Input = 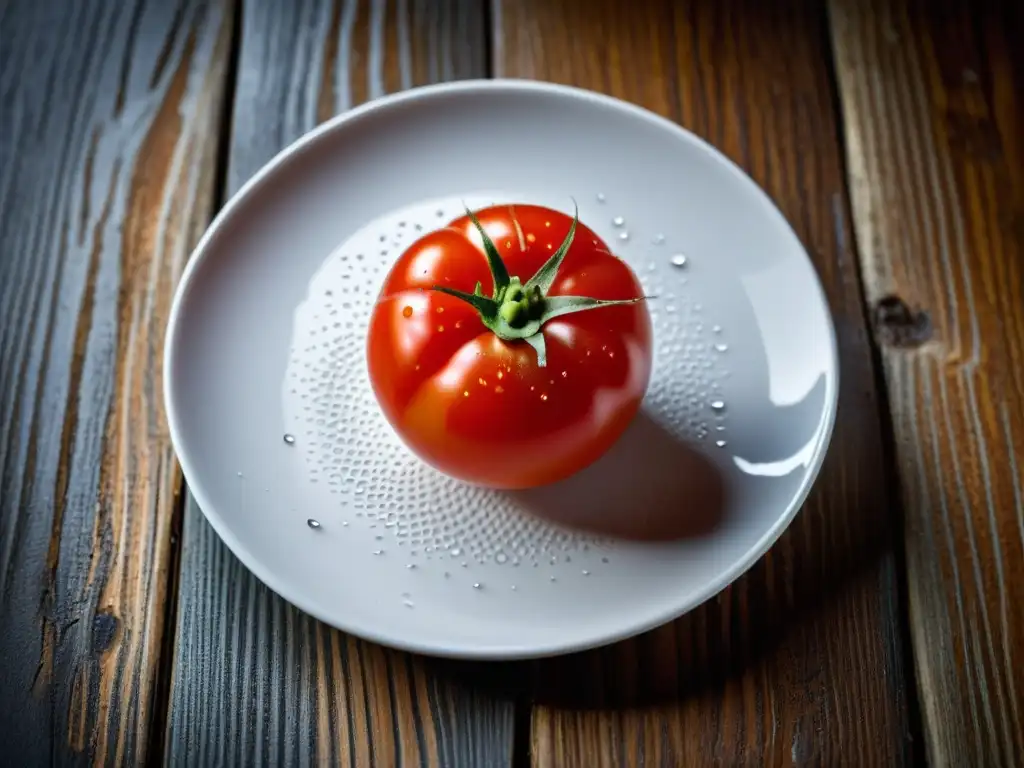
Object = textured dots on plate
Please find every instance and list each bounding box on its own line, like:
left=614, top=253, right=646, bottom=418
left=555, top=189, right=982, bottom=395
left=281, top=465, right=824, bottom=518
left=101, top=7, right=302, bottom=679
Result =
left=283, top=196, right=736, bottom=586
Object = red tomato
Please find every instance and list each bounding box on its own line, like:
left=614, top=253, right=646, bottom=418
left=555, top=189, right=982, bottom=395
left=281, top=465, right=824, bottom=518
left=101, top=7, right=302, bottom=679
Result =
left=367, top=203, right=652, bottom=489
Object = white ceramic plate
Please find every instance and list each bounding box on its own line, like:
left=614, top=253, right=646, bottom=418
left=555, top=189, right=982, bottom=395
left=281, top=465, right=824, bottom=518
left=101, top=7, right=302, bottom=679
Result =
left=165, top=80, right=838, bottom=660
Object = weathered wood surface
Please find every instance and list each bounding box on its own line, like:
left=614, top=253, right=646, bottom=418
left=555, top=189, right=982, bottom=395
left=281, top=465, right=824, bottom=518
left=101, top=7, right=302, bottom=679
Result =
left=0, top=0, right=234, bottom=764
left=829, top=0, right=1024, bottom=765
left=164, top=2, right=516, bottom=766
left=494, top=0, right=914, bottom=764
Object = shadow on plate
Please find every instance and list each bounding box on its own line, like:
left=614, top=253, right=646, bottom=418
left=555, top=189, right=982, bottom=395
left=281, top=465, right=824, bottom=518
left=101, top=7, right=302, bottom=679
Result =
left=511, top=410, right=727, bottom=541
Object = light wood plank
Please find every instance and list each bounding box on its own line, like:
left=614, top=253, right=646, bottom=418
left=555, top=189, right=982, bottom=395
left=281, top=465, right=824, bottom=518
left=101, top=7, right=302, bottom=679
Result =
left=0, top=0, right=234, bottom=763
left=493, top=0, right=914, bottom=764
left=829, top=0, right=1024, bottom=764
left=164, top=2, right=515, bottom=765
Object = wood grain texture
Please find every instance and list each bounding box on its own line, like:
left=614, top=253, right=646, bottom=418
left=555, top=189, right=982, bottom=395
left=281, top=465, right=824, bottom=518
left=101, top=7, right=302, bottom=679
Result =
left=829, top=0, right=1024, bottom=765
left=494, top=0, right=914, bottom=765
left=164, top=2, right=515, bottom=766
left=0, top=0, right=233, bottom=764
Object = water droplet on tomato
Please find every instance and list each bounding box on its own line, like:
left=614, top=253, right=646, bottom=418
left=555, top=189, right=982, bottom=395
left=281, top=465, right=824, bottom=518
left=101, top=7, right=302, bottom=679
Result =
left=496, top=370, right=504, bottom=379
left=283, top=434, right=296, bottom=445
left=527, top=233, right=536, bottom=243
left=307, top=518, right=321, bottom=529
left=612, top=216, right=625, bottom=227
left=670, top=253, right=687, bottom=267
left=437, top=325, right=444, bottom=332
left=462, top=390, right=469, bottom=397
left=494, top=385, right=504, bottom=394
left=402, top=306, right=413, bottom=318
left=478, top=377, right=487, bottom=386
left=540, top=393, right=548, bottom=401
left=436, top=306, right=444, bottom=313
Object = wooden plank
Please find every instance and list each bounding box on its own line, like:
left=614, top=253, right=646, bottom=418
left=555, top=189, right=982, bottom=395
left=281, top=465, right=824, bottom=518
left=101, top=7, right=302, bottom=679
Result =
left=0, top=0, right=234, bottom=764
left=828, top=0, right=1024, bottom=764
left=164, top=2, right=515, bottom=765
left=493, top=1, right=914, bottom=765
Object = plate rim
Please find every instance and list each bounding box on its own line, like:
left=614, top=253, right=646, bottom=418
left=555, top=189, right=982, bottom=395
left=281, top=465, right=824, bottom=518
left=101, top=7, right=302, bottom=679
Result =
left=163, top=78, right=841, bottom=660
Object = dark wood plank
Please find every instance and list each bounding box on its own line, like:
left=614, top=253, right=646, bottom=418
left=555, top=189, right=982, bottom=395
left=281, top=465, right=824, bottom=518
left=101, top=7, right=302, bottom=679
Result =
left=493, top=0, right=914, bottom=765
left=829, top=0, right=1024, bottom=764
left=164, top=2, right=515, bottom=765
left=0, top=0, right=234, bottom=764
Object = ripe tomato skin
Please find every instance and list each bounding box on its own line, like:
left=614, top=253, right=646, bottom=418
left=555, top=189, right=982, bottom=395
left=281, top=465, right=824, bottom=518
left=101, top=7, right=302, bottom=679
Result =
left=367, top=204, right=652, bottom=489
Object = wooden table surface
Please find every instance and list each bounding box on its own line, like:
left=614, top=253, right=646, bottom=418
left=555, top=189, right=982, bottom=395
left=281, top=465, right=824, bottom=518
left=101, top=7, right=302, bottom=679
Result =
left=1, top=0, right=1021, bottom=765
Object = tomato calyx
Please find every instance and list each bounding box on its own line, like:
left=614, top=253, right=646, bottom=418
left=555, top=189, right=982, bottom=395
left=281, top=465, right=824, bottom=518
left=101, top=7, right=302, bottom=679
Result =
left=430, top=204, right=650, bottom=367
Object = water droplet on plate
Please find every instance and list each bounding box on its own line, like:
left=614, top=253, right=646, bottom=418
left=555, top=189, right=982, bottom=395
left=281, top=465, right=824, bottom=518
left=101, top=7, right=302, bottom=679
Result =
left=472, top=582, right=483, bottom=590
left=618, top=231, right=630, bottom=241
left=596, top=193, right=606, bottom=203
left=307, top=518, right=321, bottom=529
left=652, top=233, right=666, bottom=245
left=714, top=343, right=728, bottom=352
left=716, top=439, right=728, bottom=448
left=612, top=216, right=625, bottom=227
left=670, top=254, right=687, bottom=268
left=283, top=433, right=296, bottom=445
left=710, top=400, right=726, bottom=412
left=373, top=549, right=385, bottom=556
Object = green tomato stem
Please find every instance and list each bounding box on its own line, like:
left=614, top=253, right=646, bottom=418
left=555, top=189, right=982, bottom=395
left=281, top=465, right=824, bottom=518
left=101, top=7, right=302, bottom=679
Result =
left=430, top=202, right=652, bottom=367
